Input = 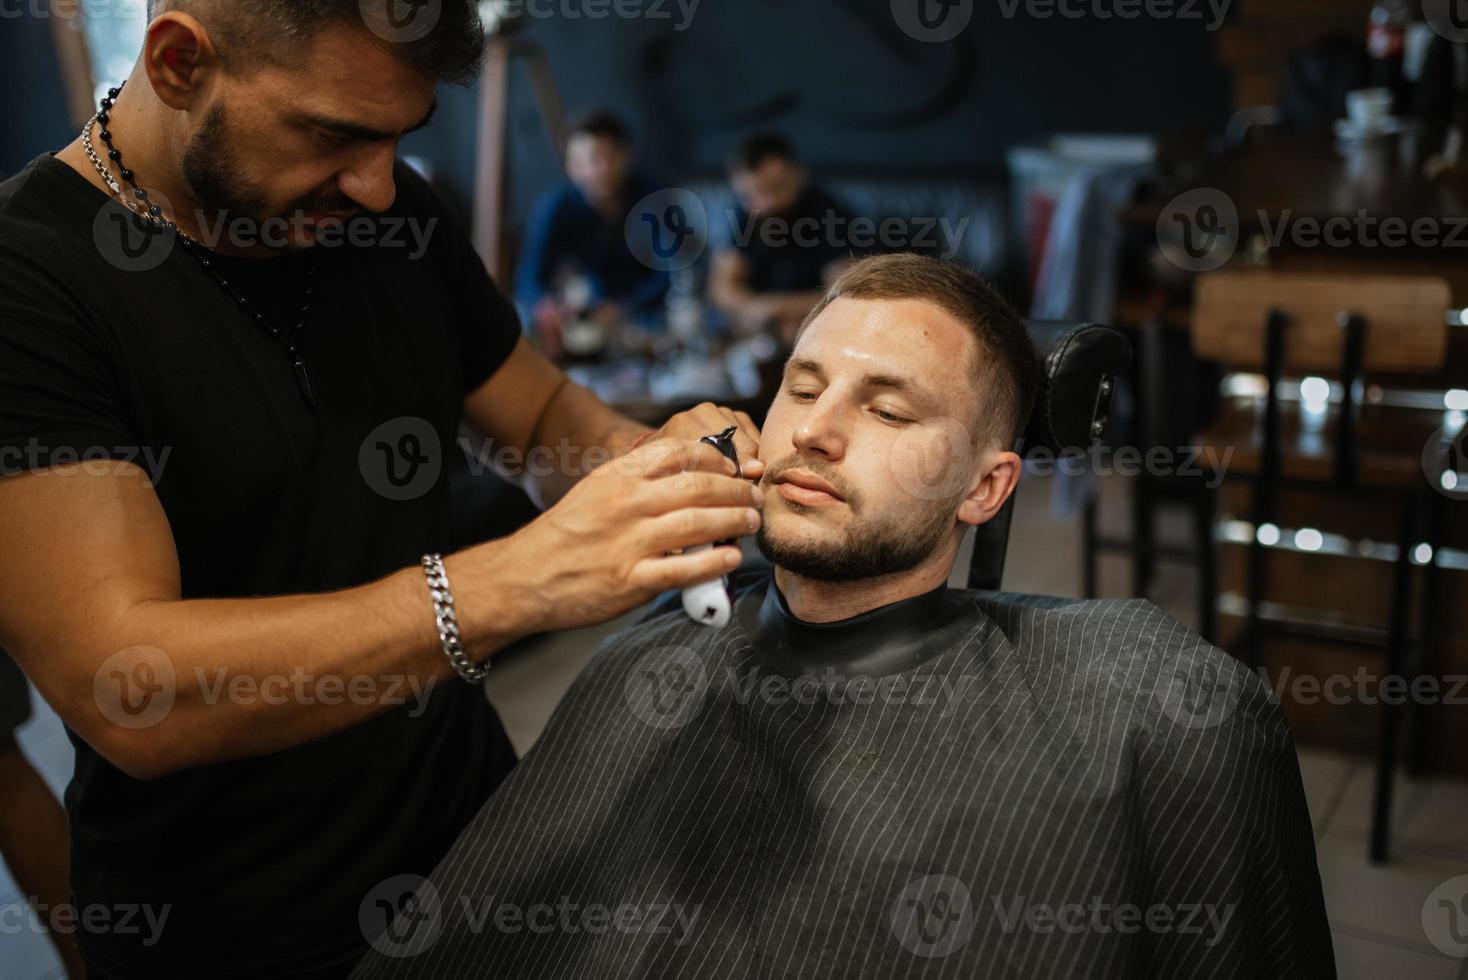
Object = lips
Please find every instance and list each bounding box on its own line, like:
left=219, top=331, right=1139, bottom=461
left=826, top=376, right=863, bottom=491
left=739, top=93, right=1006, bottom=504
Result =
left=774, top=470, right=845, bottom=505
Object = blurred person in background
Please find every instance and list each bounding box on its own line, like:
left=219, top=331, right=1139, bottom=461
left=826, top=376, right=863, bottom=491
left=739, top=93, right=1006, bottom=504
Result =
left=515, top=112, right=672, bottom=359
left=0, top=650, right=86, bottom=979
left=709, top=132, right=856, bottom=343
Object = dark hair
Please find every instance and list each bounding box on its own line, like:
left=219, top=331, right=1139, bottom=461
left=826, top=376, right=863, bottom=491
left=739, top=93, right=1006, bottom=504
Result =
left=567, top=111, right=632, bottom=146
left=147, top=0, right=486, bottom=84
left=729, top=131, right=798, bottom=174
left=798, top=253, right=1039, bottom=449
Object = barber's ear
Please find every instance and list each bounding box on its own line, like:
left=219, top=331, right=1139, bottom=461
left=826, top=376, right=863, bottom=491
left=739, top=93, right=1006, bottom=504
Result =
left=956, top=450, right=1022, bottom=528
left=143, top=13, right=218, bottom=110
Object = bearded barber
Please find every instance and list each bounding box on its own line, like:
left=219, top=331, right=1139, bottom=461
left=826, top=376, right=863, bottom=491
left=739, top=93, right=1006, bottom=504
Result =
left=0, top=2, right=764, bottom=977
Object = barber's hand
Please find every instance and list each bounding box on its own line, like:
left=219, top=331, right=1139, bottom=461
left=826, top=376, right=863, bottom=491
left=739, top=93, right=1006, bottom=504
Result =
left=638, top=402, right=766, bottom=482
left=499, top=438, right=763, bottom=633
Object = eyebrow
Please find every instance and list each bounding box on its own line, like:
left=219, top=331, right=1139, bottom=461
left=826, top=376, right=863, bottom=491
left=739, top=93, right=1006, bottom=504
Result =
left=785, top=357, right=929, bottom=402
left=297, top=97, right=438, bottom=142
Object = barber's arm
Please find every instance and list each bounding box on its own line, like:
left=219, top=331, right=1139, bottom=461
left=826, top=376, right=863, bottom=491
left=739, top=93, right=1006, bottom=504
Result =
left=462, top=335, right=764, bottom=508
left=0, top=425, right=759, bottom=782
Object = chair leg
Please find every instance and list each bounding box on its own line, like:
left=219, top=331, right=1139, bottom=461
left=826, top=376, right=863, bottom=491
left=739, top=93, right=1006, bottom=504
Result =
left=1371, top=494, right=1417, bottom=864
left=1194, top=485, right=1217, bottom=645
left=1082, top=496, right=1099, bottom=599
left=1132, top=476, right=1154, bottom=599
left=1407, top=491, right=1445, bottom=777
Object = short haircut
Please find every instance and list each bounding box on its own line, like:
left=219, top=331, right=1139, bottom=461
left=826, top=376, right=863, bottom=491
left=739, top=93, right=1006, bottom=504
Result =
left=567, top=111, right=632, bottom=146
left=797, top=252, right=1039, bottom=449
left=729, top=131, right=798, bottom=174
left=146, top=0, right=486, bottom=84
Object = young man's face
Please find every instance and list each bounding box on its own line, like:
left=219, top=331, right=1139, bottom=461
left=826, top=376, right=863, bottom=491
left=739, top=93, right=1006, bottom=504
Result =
left=177, top=25, right=437, bottom=247
left=565, top=133, right=631, bottom=210
left=731, top=157, right=806, bottom=219
left=756, top=296, right=1001, bottom=582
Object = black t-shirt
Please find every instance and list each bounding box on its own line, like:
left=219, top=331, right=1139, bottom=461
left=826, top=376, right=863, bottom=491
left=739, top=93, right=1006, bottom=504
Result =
left=715, top=184, right=855, bottom=293
left=0, top=155, right=522, bottom=978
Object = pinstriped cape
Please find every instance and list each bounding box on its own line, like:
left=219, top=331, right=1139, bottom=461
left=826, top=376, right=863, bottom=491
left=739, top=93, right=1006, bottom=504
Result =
left=353, top=574, right=1335, bottom=979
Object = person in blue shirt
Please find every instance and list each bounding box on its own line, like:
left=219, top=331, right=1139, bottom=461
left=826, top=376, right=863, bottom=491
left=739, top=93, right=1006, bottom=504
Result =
left=515, top=113, right=671, bottom=357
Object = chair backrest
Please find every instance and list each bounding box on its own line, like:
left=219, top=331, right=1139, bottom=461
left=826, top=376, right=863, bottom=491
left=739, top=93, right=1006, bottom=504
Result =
left=966, top=321, right=1133, bottom=591
left=1192, top=271, right=1450, bottom=374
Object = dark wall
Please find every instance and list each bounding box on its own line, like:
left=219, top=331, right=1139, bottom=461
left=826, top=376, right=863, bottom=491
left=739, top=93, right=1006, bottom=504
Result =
left=2, top=3, right=1231, bottom=225
left=499, top=1, right=1232, bottom=226
left=0, top=16, right=75, bottom=177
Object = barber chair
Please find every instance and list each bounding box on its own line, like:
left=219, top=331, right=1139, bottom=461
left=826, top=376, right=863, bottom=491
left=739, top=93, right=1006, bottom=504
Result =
left=966, top=321, right=1133, bottom=591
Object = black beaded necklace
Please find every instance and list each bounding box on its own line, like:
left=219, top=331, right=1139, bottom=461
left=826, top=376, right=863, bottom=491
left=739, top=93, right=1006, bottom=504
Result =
left=91, top=82, right=320, bottom=411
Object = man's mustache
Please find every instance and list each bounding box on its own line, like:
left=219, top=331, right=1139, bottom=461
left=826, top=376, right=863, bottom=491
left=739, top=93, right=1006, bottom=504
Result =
left=761, top=455, right=860, bottom=509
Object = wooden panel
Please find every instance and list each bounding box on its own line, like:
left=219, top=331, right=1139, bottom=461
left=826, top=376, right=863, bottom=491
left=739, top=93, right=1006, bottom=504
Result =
left=1192, top=271, right=1451, bottom=373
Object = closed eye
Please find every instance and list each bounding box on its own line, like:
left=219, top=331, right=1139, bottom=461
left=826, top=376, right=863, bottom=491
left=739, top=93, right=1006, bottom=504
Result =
left=872, top=408, right=912, bottom=425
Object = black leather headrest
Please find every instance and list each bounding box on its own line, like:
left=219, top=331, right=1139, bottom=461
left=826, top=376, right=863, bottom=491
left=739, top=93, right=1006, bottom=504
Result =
left=1021, top=321, right=1133, bottom=455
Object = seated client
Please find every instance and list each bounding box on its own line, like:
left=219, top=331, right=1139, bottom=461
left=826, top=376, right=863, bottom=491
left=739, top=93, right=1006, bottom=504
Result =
left=353, top=253, right=1334, bottom=979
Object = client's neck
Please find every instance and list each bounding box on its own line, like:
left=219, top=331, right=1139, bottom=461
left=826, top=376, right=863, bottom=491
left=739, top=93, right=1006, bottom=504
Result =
left=773, top=545, right=956, bottom=624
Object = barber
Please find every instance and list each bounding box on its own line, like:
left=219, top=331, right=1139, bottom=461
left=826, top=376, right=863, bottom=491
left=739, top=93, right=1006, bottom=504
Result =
left=0, top=2, right=762, bottom=977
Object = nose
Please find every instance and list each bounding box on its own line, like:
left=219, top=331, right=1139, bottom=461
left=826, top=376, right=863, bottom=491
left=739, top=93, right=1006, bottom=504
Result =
left=791, top=392, right=849, bottom=462
left=336, top=143, right=398, bottom=214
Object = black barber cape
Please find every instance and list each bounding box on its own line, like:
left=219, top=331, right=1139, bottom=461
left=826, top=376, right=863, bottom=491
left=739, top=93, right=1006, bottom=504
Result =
left=352, top=571, right=1336, bottom=979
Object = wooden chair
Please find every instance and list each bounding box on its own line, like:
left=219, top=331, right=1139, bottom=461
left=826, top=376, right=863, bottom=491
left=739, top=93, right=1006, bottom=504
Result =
left=1191, top=269, right=1453, bottom=863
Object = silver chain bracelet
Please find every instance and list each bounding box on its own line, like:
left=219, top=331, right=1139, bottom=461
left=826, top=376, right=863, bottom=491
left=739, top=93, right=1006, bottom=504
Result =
left=420, top=554, right=488, bottom=684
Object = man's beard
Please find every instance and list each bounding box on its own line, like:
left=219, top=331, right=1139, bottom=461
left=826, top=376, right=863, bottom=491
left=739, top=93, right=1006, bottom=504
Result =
left=755, top=457, right=957, bottom=582
left=181, top=105, right=271, bottom=224
left=181, top=105, right=357, bottom=245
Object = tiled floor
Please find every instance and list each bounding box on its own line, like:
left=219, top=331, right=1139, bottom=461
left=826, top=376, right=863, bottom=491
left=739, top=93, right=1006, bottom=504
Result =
left=3, top=474, right=1465, bottom=978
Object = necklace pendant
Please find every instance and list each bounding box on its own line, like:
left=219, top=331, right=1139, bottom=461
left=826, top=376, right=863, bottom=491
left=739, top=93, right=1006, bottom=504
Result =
left=292, top=356, right=318, bottom=411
